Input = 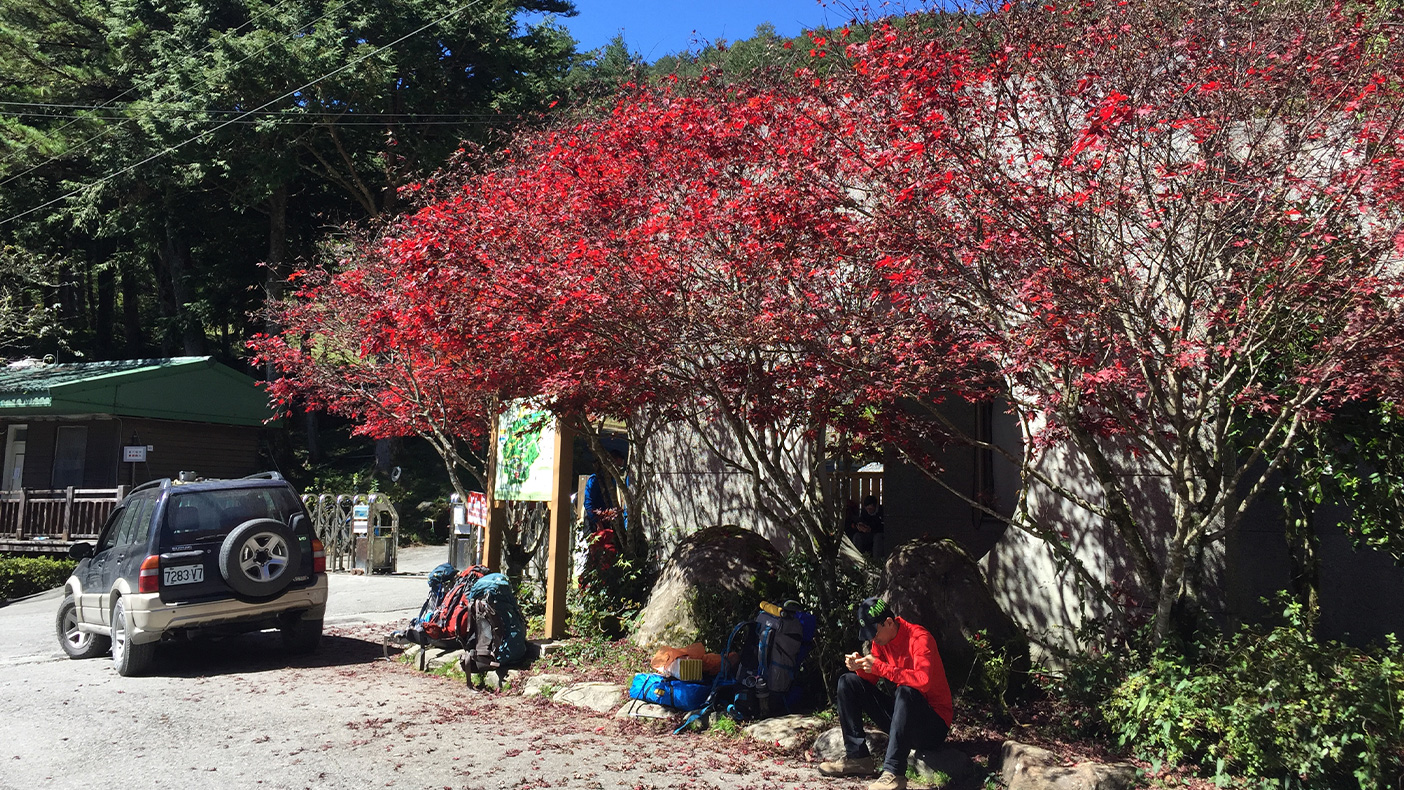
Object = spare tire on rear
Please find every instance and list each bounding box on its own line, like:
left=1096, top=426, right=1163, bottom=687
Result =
left=219, top=518, right=302, bottom=598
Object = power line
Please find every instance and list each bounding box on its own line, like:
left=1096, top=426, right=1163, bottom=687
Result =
left=0, top=0, right=489, bottom=228
left=0, top=110, right=522, bottom=126
left=0, top=0, right=358, bottom=190
left=0, top=102, right=523, bottom=119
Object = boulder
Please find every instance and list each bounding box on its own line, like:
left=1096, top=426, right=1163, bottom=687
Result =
left=1001, top=741, right=1140, bottom=790
left=741, top=715, right=828, bottom=749
left=911, top=746, right=976, bottom=787
left=813, top=727, right=974, bottom=787
left=811, top=726, right=888, bottom=762
left=879, top=537, right=1029, bottom=694
left=632, top=525, right=794, bottom=649
left=552, top=682, right=625, bottom=713
left=426, top=648, right=463, bottom=671
left=615, top=700, right=674, bottom=720
left=521, top=673, right=574, bottom=697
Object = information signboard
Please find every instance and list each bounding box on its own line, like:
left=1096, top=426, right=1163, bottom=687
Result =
left=494, top=400, right=556, bottom=502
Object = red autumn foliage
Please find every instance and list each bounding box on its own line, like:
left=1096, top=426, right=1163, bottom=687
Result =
left=256, top=0, right=1404, bottom=641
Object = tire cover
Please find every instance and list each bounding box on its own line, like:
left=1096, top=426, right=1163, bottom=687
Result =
left=219, top=518, right=302, bottom=598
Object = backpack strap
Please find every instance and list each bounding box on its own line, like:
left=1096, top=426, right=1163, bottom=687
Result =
left=673, top=620, right=753, bottom=735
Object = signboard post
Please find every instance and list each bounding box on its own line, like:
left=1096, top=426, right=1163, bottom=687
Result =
left=545, top=417, right=575, bottom=639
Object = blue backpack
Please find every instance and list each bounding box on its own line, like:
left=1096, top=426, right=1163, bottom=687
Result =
left=417, top=563, right=460, bottom=623
left=675, top=601, right=817, bottom=732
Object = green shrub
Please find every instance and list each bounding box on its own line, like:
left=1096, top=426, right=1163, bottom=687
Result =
left=786, top=548, right=878, bottom=705
left=1103, top=600, right=1404, bottom=789
left=0, top=555, right=76, bottom=600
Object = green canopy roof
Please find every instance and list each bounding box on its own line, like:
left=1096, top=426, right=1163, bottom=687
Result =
left=0, top=357, right=275, bottom=426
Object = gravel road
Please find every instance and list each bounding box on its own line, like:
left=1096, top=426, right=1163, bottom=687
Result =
left=0, top=565, right=864, bottom=790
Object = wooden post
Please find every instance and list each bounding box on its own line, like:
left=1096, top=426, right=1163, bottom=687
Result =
left=16, top=488, right=27, bottom=540
left=62, top=486, right=75, bottom=541
left=545, top=416, right=575, bottom=639
left=482, top=415, right=504, bottom=571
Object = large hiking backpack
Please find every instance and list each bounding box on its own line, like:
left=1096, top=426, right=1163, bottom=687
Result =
left=675, top=600, right=817, bottom=733
left=417, top=562, right=461, bottom=623
left=421, top=565, right=492, bottom=642
left=462, top=572, right=527, bottom=668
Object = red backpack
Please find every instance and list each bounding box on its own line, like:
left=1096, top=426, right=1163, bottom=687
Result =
left=422, top=565, right=491, bottom=641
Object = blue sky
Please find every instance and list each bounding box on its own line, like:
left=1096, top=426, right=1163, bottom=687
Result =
left=553, top=1, right=873, bottom=61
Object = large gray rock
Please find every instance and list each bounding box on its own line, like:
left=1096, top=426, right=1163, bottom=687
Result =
left=521, top=673, right=574, bottom=697
left=632, top=525, right=794, bottom=649
left=427, top=649, right=464, bottom=671
left=616, top=700, right=674, bottom=720
left=1002, top=741, right=1140, bottom=790
left=811, top=726, right=888, bottom=762
left=742, top=715, right=828, bottom=749
left=911, top=746, right=976, bottom=787
left=552, top=682, right=624, bottom=713
left=879, top=537, right=1029, bottom=694
left=813, top=727, right=974, bottom=787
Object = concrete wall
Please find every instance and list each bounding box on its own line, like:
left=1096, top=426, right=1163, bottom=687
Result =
left=637, top=418, right=796, bottom=560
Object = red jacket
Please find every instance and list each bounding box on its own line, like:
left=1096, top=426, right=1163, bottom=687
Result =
left=857, top=617, right=953, bottom=726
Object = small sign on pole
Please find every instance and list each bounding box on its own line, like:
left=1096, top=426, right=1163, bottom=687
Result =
left=122, top=445, right=147, bottom=463
left=352, top=503, right=370, bottom=534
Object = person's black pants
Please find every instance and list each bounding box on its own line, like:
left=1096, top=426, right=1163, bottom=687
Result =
left=837, top=672, right=949, bottom=776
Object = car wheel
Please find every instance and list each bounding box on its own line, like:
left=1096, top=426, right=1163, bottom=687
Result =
left=218, top=518, right=302, bottom=599
left=110, top=597, right=155, bottom=676
left=56, top=594, right=109, bottom=659
left=280, top=615, right=323, bottom=654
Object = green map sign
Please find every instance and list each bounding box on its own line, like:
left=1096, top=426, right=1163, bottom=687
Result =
left=494, top=401, right=556, bottom=502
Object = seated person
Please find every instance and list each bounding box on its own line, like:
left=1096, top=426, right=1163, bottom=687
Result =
left=819, top=596, right=952, bottom=790
left=844, top=495, right=884, bottom=555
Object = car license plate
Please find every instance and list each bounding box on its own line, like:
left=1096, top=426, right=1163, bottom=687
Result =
left=163, top=564, right=204, bottom=586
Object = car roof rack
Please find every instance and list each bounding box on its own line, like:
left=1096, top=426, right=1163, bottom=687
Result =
left=241, top=471, right=284, bottom=481
left=127, top=478, right=172, bottom=496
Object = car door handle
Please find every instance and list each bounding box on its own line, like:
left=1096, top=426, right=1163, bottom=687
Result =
left=161, top=550, right=204, bottom=561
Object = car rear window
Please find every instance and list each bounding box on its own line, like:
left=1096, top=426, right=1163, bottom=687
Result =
left=162, top=486, right=304, bottom=544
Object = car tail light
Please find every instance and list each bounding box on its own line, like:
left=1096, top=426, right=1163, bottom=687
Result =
left=138, top=555, right=160, bottom=593
left=311, top=537, right=326, bottom=574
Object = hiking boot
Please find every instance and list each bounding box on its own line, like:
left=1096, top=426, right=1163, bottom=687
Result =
left=869, top=771, right=907, bottom=790
left=817, top=755, right=877, bottom=777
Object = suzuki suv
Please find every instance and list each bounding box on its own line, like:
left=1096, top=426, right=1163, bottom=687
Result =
left=56, top=472, right=328, bottom=676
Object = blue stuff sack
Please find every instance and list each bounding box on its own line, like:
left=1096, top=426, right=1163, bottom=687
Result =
left=628, top=673, right=711, bottom=711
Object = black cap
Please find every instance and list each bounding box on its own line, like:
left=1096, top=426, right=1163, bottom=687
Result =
left=855, top=596, right=892, bottom=641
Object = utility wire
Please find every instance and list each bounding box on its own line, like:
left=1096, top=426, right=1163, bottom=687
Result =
left=0, top=112, right=523, bottom=125
left=0, top=0, right=487, bottom=228
left=0, top=0, right=356, bottom=190
left=0, top=100, right=521, bottom=118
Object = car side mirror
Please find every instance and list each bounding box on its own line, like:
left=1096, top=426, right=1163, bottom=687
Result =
left=68, top=542, right=94, bottom=560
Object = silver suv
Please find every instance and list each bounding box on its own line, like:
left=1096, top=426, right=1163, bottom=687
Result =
left=56, top=473, right=328, bottom=676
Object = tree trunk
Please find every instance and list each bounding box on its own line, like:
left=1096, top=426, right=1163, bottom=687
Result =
left=120, top=262, right=143, bottom=356
left=304, top=409, right=321, bottom=463
left=95, top=261, right=114, bottom=359
left=1283, top=482, right=1322, bottom=635
left=157, top=210, right=205, bottom=356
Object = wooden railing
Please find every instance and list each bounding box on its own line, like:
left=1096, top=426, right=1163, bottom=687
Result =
left=832, top=470, right=883, bottom=505
left=0, top=487, right=125, bottom=545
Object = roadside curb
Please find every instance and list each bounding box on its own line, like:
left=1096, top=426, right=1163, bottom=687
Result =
left=0, top=586, right=64, bottom=608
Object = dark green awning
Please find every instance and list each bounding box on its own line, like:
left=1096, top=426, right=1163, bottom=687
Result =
left=0, top=357, right=275, bottom=426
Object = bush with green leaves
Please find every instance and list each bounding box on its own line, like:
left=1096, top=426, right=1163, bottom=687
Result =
left=786, top=548, right=878, bottom=705
left=0, top=555, right=75, bottom=600
left=570, top=527, right=655, bottom=640
left=1103, top=600, right=1404, bottom=789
